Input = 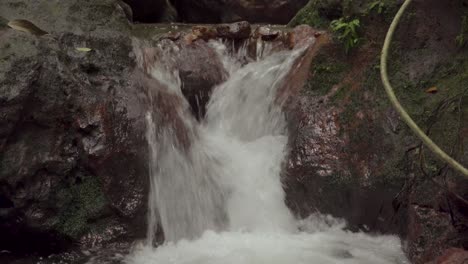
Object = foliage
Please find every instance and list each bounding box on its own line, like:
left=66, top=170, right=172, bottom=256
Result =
left=330, top=17, right=361, bottom=53
left=364, top=0, right=399, bottom=22
left=455, top=16, right=468, bottom=47
left=367, top=0, right=386, bottom=14
left=53, top=177, right=107, bottom=238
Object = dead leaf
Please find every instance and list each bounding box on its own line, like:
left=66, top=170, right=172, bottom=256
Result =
left=425, top=87, right=438, bottom=94
left=75, top=47, right=92, bottom=52
left=7, top=19, right=48, bottom=36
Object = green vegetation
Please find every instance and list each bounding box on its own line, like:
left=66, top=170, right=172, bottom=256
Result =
left=307, top=52, right=350, bottom=95
left=381, top=0, right=468, bottom=177
left=299, top=0, right=468, bottom=178
left=289, top=0, right=402, bottom=53
left=289, top=0, right=364, bottom=53
left=367, top=0, right=386, bottom=14
left=456, top=15, right=468, bottom=47
left=330, top=17, right=361, bottom=53
left=288, top=1, right=327, bottom=28
left=365, top=0, right=398, bottom=17
left=53, top=177, right=107, bottom=239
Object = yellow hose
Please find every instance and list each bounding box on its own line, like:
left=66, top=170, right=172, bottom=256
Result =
left=380, top=0, right=468, bottom=177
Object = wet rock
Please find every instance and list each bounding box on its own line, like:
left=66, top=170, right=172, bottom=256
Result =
left=117, top=0, right=134, bottom=22
left=428, top=248, right=468, bottom=264
left=0, top=30, right=148, bottom=255
left=134, top=30, right=229, bottom=120
left=160, top=31, right=182, bottom=41
left=192, top=26, right=218, bottom=41
left=278, top=28, right=330, bottom=103
left=407, top=173, right=468, bottom=263
left=216, top=21, right=251, bottom=40
left=287, top=25, right=327, bottom=49
left=408, top=204, right=459, bottom=263
left=283, top=1, right=468, bottom=264
left=254, top=26, right=280, bottom=41
left=176, top=41, right=227, bottom=118
left=283, top=72, right=409, bottom=236
left=0, top=0, right=131, bottom=37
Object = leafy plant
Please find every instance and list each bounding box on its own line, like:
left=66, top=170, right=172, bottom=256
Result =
left=367, top=0, right=386, bottom=14
left=330, top=17, right=361, bottom=53
left=365, top=0, right=398, bottom=20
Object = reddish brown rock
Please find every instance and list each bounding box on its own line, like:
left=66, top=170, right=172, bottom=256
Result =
left=278, top=29, right=330, bottom=103
left=192, top=26, right=217, bottom=41
left=133, top=37, right=227, bottom=119
left=0, top=31, right=148, bottom=255
left=282, top=2, right=468, bottom=264
left=176, top=40, right=228, bottom=118
left=216, top=21, right=251, bottom=39
left=408, top=204, right=458, bottom=263
left=282, top=31, right=409, bottom=237
left=429, top=248, right=468, bottom=264
left=160, top=31, right=181, bottom=41
left=254, top=26, right=280, bottom=41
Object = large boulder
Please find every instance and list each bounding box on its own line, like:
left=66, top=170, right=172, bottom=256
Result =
left=428, top=248, right=468, bottom=264
left=0, top=1, right=151, bottom=256
left=283, top=1, right=468, bottom=263
left=175, top=40, right=228, bottom=119
left=0, top=28, right=149, bottom=255
left=0, top=0, right=131, bottom=36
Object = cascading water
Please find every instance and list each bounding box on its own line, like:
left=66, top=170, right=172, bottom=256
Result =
left=126, top=38, right=409, bottom=264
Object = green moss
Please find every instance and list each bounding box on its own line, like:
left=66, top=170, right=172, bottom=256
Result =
left=364, top=0, right=399, bottom=21
left=53, top=177, right=107, bottom=239
left=376, top=43, right=468, bottom=174
left=391, top=50, right=468, bottom=129
left=306, top=51, right=350, bottom=95
left=288, top=1, right=327, bottom=28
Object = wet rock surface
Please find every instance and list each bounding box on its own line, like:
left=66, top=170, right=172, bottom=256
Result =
left=428, top=248, right=468, bottom=264
left=0, top=0, right=131, bottom=36
left=283, top=0, right=468, bottom=263
left=216, top=21, right=252, bottom=39
left=0, top=24, right=147, bottom=260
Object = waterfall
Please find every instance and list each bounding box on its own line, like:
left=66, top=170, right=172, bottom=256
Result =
left=127, top=38, right=409, bottom=264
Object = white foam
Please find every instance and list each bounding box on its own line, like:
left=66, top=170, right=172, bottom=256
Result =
left=126, top=219, right=408, bottom=264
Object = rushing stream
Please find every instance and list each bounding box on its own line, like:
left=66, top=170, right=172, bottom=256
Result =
left=125, top=38, right=409, bottom=264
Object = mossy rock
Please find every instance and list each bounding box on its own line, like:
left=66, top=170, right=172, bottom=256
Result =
left=52, top=177, right=107, bottom=239
left=288, top=0, right=329, bottom=28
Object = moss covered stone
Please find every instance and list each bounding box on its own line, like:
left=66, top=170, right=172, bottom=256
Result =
left=306, top=50, right=350, bottom=95
left=288, top=1, right=328, bottom=28
left=53, top=177, right=107, bottom=239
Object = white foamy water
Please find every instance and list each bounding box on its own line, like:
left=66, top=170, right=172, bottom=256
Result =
left=127, top=38, right=409, bottom=264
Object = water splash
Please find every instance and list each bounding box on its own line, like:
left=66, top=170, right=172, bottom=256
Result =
left=138, top=38, right=228, bottom=243
left=127, top=38, right=409, bottom=264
